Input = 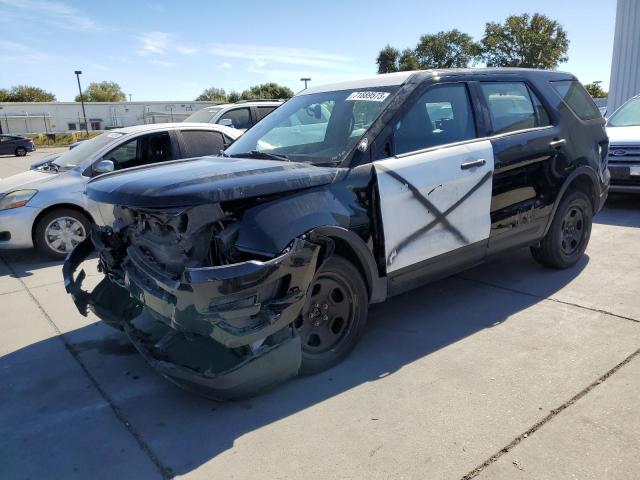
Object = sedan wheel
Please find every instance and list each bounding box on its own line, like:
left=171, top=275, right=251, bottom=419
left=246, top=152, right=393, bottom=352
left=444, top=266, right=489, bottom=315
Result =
left=34, top=208, right=91, bottom=259
left=15, top=147, right=27, bottom=156
left=45, top=216, right=87, bottom=254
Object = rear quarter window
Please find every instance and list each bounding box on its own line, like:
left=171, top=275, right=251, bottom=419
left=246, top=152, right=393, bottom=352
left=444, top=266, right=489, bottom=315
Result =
left=551, top=80, right=601, bottom=120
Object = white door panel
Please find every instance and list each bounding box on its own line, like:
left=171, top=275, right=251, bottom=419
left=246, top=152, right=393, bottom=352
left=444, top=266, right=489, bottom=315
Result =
left=374, top=140, right=494, bottom=273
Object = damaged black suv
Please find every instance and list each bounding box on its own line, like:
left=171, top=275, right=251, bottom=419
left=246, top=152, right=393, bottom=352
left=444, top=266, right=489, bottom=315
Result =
left=64, top=69, right=609, bottom=399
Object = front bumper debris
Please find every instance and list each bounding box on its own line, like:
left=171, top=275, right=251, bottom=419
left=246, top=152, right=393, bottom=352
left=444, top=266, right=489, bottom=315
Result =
left=63, top=235, right=321, bottom=399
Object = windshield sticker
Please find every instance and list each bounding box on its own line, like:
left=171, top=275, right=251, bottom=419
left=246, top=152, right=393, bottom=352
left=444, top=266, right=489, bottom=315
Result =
left=346, top=91, right=390, bottom=102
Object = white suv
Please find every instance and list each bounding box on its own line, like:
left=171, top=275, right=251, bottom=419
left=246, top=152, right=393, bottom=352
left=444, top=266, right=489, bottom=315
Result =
left=184, top=100, right=283, bottom=130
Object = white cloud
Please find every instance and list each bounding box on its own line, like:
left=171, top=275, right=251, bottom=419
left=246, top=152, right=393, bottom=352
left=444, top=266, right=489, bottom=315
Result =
left=0, top=41, right=46, bottom=64
left=207, top=43, right=352, bottom=70
left=151, top=59, right=176, bottom=68
left=138, top=31, right=172, bottom=56
left=176, top=45, right=197, bottom=56
left=220, top=62, right=232, bottom=69
left=0, top=0, right=96, bottom=30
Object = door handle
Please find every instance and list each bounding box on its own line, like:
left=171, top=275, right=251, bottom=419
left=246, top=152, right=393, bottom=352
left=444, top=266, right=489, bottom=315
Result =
left=460, top=158, right=486, bottom=170
left=549, top=138, right=566, bottom=148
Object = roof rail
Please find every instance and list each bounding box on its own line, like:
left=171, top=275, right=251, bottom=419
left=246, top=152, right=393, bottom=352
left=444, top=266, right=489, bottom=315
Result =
left=234, top=99, right=286, bottom=104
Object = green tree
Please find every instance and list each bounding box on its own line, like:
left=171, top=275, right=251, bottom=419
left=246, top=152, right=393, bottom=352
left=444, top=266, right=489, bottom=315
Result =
left=377, top=45, right=400, bottom=73
left=240, top=82, right=293, bottom=100
left=75, top=81, right=126, bottom=102
left=583, top=82, right=607, bottom=98
left=227, top=91, right=241, bottom=103
left=398, top=49, right=420, bottom=71
left=415, top=30, right=481, bottom=68
left=481, top=13, right=569, bottom=69
left=195, top=87, right=227, bottom=102
left=1, top=85, right=56, bottom=102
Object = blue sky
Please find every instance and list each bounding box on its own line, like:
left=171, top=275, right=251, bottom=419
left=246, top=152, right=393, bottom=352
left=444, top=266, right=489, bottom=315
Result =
left=0, top=0, right=617, bottom=101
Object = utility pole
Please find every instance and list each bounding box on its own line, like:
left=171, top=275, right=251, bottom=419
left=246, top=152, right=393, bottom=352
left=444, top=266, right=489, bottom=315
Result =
left=300, top=77, right=311, bottom=89
left=74, top=70, right=89, bottom=135
left=129, top=94, right=132, bottom=102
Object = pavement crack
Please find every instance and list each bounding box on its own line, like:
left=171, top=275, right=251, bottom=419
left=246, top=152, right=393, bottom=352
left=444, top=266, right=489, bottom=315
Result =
left=459, top=348, right=640, bottom=480
left=1, top=257, right=174, bottom=480
left=457, top=275, right=640, bottom=324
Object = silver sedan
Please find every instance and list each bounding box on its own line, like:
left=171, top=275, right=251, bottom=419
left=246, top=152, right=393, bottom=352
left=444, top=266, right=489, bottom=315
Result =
left=0, top=123, right=240, bottom=258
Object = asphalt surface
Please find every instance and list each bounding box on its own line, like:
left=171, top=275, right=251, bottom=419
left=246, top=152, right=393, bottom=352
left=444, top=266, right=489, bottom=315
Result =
left=1, top=149, right=639, bottom=479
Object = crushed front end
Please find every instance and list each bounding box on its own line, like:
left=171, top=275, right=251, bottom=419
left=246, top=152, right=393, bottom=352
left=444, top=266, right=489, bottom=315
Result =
left=64, top=203, right=321, bottom=399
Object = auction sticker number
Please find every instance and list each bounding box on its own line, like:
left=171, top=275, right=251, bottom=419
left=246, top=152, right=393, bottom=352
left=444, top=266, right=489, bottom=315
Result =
left=346, top=91, right=390, bottom=102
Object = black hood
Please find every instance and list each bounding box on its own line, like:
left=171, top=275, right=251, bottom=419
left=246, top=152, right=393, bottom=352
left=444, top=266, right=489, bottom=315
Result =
left=87, top=156, right=343, bottom=208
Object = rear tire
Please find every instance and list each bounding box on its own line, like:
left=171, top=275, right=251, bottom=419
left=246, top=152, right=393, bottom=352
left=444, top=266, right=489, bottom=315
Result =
left=530, top=190, right=592, bottom=269
left=294, top=254, right=368, bottom=375
left=15, top=147, right=27, bottom=156
left=34, top=208, right=91, bottom=259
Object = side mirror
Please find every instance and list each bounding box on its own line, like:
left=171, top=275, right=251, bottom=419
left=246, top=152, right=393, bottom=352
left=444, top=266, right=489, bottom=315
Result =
left=94, top=159, right=115, bottom=174
left=219, top=118, right=234, bottom=127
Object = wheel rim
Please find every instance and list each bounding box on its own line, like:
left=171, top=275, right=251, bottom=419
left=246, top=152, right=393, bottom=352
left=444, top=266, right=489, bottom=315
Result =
left=294, top=271, right=356, bottom=355
left=560, top=205, right=585, bottom=256
left=44, top=216, right=86, bottom=254
left=17, top=148, right=25, bottom=156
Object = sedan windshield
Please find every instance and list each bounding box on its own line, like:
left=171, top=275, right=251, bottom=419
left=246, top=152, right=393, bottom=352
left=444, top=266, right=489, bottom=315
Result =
left=224, top=87, right=399, bottom=164
left=184, top=107, right=223, bottom=123
left=53, top=132, right=124, bottom=170
left=608, top=97, right=640, bottom=127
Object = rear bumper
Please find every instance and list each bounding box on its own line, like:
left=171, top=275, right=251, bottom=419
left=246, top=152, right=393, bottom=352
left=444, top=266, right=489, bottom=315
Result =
left=63, top=234, right=321, bottom=399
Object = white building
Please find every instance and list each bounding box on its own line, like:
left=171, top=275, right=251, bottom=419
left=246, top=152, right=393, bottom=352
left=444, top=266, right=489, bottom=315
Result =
left=0, top=101, right=219, bottom=135
left=608, top=0, right=640, bottom=113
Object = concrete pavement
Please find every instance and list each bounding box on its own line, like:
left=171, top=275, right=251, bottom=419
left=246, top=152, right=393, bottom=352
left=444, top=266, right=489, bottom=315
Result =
left=0, top=149, right=638, bottom=479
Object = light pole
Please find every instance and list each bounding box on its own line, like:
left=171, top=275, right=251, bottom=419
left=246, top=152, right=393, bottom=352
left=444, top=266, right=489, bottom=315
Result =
left=129, top=94, right=132, bottom=102
left=74, top=70, right=89, bottom=135
left=300, top=77, right=311, bottom=89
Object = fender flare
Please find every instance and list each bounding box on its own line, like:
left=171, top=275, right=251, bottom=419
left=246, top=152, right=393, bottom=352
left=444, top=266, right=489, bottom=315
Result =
left=543, top=165, right=601, bottom=236
left=307, top=226, right=387, bottom=304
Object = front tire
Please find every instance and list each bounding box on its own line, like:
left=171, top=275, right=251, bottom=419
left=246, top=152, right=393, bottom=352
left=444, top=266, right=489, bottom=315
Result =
left=15, top=147, right=27, bottom=156
left=531, top=190, right=592, bottom=269
left=294, top=254, right=368, bottom=375
left=34, top=208, right=91, bottom=259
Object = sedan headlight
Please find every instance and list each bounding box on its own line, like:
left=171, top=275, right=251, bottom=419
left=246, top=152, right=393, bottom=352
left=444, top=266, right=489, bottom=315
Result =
left=0, top=190, right=38, bottom=211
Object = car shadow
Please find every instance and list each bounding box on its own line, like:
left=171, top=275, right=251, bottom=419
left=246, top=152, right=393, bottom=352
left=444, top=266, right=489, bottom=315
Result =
left=595, top=194, right=640, bottom=227
left=0, top=249, right=96, bottom=280
left=0, top=249, right=588, bottom=477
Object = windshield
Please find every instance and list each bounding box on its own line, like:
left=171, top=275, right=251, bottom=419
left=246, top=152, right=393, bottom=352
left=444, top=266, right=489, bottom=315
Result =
left=608, top=97, right=640, bottom=127
left=53, top=132, right=124, bottom=170
left=224, top=87, right=399, bottom=164
left=184, top=107, right=223, bottom=123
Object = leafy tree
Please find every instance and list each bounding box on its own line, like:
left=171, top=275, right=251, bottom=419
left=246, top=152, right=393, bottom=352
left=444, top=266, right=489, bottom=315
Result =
left=481, top=13, right=569, bottom=69
left=415, top=30, right=481, bottom=68
left=195, top=87, right=227, bottom=102
left=377, top=45, right=400, bottom=73
left=398, top=49, right=420, bottom=71
left=75, top=81, right=126, bottom=102
left=227, top=91, right=241, bottom=103
left=583, top=82, right=607, bottom=98
left=1, top=85, right=56, bottom=102
left=240, top=82, right=293, bottom=100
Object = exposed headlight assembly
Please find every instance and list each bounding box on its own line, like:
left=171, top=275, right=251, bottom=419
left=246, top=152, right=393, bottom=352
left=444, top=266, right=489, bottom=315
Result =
left=0, top=190, right=38, bottom=210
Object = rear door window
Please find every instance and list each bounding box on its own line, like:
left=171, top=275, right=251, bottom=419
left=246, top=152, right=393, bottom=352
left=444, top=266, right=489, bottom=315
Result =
left=256, top=106, right=278, bottom=121
left=551, top=80, right=601, bottom=120
left=218, top=108, right=252, bottom=129
left=180, top=130, right=225, bottom=157
left=480, top=82, right=551, bottom=134
left=394, top=83, right=477, bottom=155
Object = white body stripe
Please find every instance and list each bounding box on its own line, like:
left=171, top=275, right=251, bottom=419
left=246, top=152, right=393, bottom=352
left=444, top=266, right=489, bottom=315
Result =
left=374, top=140, right=495, bottom=273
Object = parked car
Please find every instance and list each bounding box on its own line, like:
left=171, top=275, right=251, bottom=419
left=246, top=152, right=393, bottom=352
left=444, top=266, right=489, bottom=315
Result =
left=64, top=69, right=609, bottom=399
left=0, top=134, right=35, bottom=156
left=184, top=100, right=283, bottom=130
left=0, top=123, right=241, bottom=258
left=605, top=94, right=640, bottom=192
